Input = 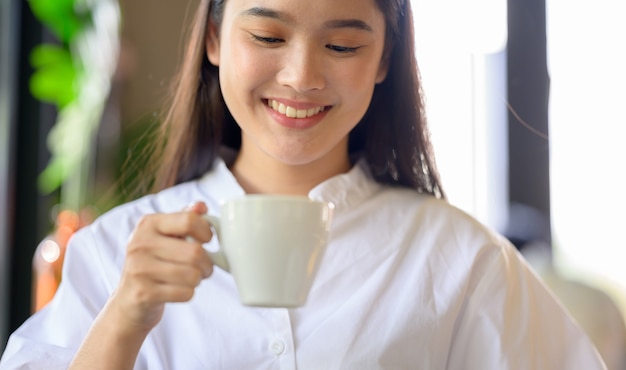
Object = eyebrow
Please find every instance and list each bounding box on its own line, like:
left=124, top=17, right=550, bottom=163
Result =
left=325, top=19, right=373, bottom=32
left=240, top=7, right=373, bottom=32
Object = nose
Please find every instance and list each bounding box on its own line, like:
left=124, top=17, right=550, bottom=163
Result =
left=276, top=43, right=326, bottom=93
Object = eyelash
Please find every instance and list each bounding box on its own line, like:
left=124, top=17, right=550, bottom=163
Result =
left=326, top=45, right=359, bottom=54
left=252, top=34, right=283, bottom=44
left=251, top=34, right=360, bottom=54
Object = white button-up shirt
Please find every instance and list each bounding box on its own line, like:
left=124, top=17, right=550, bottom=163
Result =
left=1, top=159, right=606, bottom=369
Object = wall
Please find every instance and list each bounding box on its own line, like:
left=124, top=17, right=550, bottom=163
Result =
left=118, top=0, right=200, bottom=125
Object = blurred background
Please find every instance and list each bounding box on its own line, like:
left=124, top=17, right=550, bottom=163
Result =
left=1, top=0, right=625, bottom=367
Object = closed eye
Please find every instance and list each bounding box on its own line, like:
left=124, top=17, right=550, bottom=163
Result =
left=251, top=34, right=284, bottom=45
left=326, top=44, right=360, bottom=54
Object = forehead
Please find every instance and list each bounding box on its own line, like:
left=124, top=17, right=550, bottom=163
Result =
left=224, top=0, right=386, bottom=30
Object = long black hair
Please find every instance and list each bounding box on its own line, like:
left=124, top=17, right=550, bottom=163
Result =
left=149, top=0, right=444, bottom=199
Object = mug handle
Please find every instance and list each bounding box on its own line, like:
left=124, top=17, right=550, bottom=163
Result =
left=202, top=215, right=230, bottom=272
left=186, top=215, right=230, bottom=272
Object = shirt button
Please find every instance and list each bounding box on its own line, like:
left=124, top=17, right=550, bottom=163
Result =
left=269, top=339, right=286, bottom=356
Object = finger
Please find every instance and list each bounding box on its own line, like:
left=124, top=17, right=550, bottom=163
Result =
left=128, top=235, right=214, bottom=278
left=125, top=252, right=206, bottom=288
left=135, top=212, right=213, bottom=243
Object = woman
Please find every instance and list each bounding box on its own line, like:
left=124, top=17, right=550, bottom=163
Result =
left=1, top=0, right=606, bottom=368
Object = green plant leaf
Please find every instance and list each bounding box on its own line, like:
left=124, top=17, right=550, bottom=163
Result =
left=30, top=44, right=72, bottom=67
left=49, top=18, right=84, bottom=43
left=28, top=0, right=76, bottom=19
left=38, top=158, right=67, bottom=195
left=28, top=0, right=88, bottom=42
left=29, top=47, right=79, bottom=108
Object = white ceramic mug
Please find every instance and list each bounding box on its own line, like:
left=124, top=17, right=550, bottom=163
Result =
left=203, top=195, right=334, bottom=308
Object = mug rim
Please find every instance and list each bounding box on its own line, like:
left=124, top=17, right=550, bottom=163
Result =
left=225, top=194, right=333, bottom=208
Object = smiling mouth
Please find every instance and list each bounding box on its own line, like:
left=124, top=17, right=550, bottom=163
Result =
left=266, top=99, right=329, bottom=118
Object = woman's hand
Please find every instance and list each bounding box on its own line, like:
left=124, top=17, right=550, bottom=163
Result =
left=70, top=202, right=215, bottom=369
left=111, top=201, right=215, bottom=332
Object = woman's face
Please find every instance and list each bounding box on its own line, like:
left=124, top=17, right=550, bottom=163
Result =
left=207, top=0, right=388, bottom=169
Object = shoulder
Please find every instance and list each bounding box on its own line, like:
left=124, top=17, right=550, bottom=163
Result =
left=332, top=182, right=514, bottom=280
left=367, top=185, right=526, bottom=292
left=373, top=186, right=501, bottom=247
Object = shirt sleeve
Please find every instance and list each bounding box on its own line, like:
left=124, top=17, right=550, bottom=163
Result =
left=446, top=238, right=607, bottom=370
left=0, top=228, right=115, bottom=369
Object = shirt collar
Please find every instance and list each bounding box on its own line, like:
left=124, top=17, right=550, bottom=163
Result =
left=308, top=159, right=381, bottom=211
left=196, top=159, right=246, bottom=206
left=196, top=156, right=381, bottom=211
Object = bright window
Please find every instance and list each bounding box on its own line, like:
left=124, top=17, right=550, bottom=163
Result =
left=411, top=0, right=509, bottom=232
left=547, top=0, right=626, bottom=308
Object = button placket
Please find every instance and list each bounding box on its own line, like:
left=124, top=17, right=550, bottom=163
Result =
left=262, top=308, right=297, bottom=368
left=269, top=338, right=286, bottom=356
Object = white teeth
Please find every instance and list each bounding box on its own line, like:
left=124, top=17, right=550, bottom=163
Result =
left=267, top=99, right=325, bottom=118
left=286, top=106, right=297, bottom=118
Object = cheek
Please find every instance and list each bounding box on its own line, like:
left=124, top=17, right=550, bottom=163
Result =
left=226, top=42, right=274, bottom=85
left=218, top=45, right=275, bottom=125
left=334, top=55, right=384, bottom=90
left=337, top=62, right=380, bottom=103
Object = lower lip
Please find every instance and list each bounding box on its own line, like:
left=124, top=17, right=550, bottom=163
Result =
left=265, top=103, right=330, bottom=130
